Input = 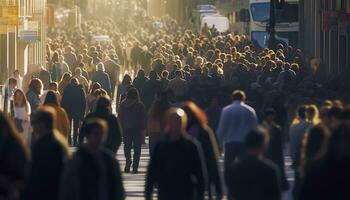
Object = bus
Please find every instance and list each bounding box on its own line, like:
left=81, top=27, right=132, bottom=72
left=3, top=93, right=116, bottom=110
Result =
left=239, top=0, right=299, bottom=48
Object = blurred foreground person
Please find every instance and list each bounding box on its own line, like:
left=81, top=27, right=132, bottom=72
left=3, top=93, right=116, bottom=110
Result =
left=0, top=112, right=30, bottom=200
left=226, top=127, right=281, bottom=200
left=298, top=124, right=350, bottom=200
left=182, top=101, right=222, bottom=200
left=145, top=108, right=207, bottom=200
left=147, top=91, right=171, bottom=154
left=118, top=88, right=147, bottom=173
left=61, top=78, right=86, bottom=146
left=80, top=97, right=122, bottom=154
left=60, top=118, right=125, bottom=200
left=43, top=91, right=71, bottom=142
left=22, top=107, right=68, bottom=200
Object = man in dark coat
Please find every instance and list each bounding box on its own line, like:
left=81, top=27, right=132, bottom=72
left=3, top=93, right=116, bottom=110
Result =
left=118, top=88, right=147, bottom=173
left=60, top=118, right=125, bottom=200
left=92, top=63, right=112, bottom=95
left=61, top=78, right=86, bottom=146
left=226, top=127, right=281, bottom=200
left=80, top=97, right=122, bottom=154
left=141, top=70, right=163, bottom=110
left=145, top=108, right=207, bottom=200
left=63, top=46, right=77, bottom=71
left=22, top=107, right=68, bottom=200
left=262, top=109, right=289, bottom=191
left=103, top=56, right=120, bottom=98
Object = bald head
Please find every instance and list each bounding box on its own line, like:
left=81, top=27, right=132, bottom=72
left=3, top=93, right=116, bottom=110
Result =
left=165, top=108, right=187, bottom=139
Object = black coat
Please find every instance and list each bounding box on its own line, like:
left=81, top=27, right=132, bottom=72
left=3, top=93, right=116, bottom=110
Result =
left=141, top=79, right=162, bottom=110
left=61, top=83, right=86, bottom=120
left=92, top=71, right=112, bottom=95
left=80, top=111, right=122, bottom=153
left=59, top=147, right=125, bottom=200
left=226, top=155, right=281, bottom=200
left=145, top=134, right=207, bottom=200
left=22, top=133, right=68, bottom=200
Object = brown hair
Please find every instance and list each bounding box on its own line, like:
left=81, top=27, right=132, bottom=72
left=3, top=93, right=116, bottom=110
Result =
left=28, top=78, right=43, bottom=94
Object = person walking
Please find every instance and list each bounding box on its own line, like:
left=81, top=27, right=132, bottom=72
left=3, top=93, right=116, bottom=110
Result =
left=168, top=70, right=189, bottom=101
left=0, top=112, right=30, bottom=200
left=21, top=107, right=68, bottom=200
left=61, top=78, right=86, bottom=146
left=118, top=88, right=147, bottom=173
left=182, top=101, right=223, bottom=200
left=43, top=91, right=71, bottom=142
left=141, top=70, right=162, bottom=110
left=147, top=91, right=171, bottom=154
left=92, top=63, right=112, bottom=96
left=116, top=74, right=132, bottom=110
left=58, top=72, right=72, bottom=95
left=59, top=118, right=125, bottom=200
left=216, top=90, right=258, bottom=170
left=145, top=108, right=207, bottom=200
left=80, top=97, right=122, bottom=154
left=103, top=55, right=120, bottom=98
left=13, top=89, right=31, bottom=137
left=226, top=127, right=282, bottom=200
left=26, top=78, right=43, bottom=113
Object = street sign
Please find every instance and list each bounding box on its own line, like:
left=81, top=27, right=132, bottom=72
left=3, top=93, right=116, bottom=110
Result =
left=18, top=31, right=39, bottom=42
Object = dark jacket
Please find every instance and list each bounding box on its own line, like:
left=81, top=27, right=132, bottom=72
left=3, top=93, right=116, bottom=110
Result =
left=118, top=99, right=147, bottom=131
left=80, top=111, right=122, bottom=153
left=133, top=76, right=149, bottom=95
left=61, top=83, right=86, bottom=120
left=59, top=147, right=125, bottom=200
left=141, top=79, right=162, bottom=110
left=226, top=155, right=281, bottom=200
left=145, top=134, right=207, bottom=200
left=22, top=132, right=68, bottom=200
left=92, top=71, right=112, bottom=95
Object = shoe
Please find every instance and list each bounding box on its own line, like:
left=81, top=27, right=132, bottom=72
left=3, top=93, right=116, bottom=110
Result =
left=132, top=169, right=138, bottom=174
left=124, top=167, right=130, bottom=173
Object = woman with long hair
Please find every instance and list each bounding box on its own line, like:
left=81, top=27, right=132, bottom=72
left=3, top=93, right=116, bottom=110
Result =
left=43, top=91, right=71, bottom=141
left=26, top=78, right=43, bottom=112
left=58, top=72, right=72, bottom=95
left=182, top=101, right=222, bottom=200
left=13, top=89, right=31, bottom=139
left=86, top=82, right=101, bottom=113
left=0, top=111, right=30, bottom=200
left=147, top=91, right=171, bottom=153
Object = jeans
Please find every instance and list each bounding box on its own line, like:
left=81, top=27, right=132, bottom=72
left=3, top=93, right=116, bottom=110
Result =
left=123, top=128, right=143, bottom=171
left=224, top=142, right=244, bottom=172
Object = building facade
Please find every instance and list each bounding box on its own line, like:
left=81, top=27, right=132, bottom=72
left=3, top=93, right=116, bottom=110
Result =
left=300, top=0, right=350, bottom=75
left=0, top=0, right=46, bottom=83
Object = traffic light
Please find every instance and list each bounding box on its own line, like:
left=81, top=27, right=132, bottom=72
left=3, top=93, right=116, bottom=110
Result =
left=276, top=0, right=285, bottom=9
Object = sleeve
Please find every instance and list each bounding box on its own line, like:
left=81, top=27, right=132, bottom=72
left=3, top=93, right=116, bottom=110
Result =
left=145, top=143, right=160, bottom=200
left=216, top=110, right=227, bottom=149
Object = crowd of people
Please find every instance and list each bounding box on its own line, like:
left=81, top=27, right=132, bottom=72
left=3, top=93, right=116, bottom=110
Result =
left=1, top=9, right=350, bottom=200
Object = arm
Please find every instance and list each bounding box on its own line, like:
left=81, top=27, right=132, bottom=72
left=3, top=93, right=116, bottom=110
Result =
left=216, top=110, right=227, bottom=149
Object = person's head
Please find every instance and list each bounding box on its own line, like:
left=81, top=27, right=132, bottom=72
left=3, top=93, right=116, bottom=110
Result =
left=137, top=69, right=145, bottom=78
left=8, top=77, right=18, bottom=88
left=122, top=74, right=132, bottom=85
left=174, top=70, right=183, bottom=78
left=49, top=82, right=58, bottom=92
left=232, top=90, right=246, bottom=102
left=295, top=105, right=307, bottom=122
left=60, top=72, right=72, bottom=82
left=28, top=78, right=43, bottom=94
left=96, top=96, right=112, bottom=114
left=83, top=118, right=108, bottom=153
left=326, top=106, right=343, bottom=130
left=52, top=52, right=59, bottom=63
left=149, top=70, right=158, bottom=80
left=44, top=91, right=59, bottom=106
left=161, top=70, right=169, bottom=79
left=90, top=82, right=101, bottom=94
left=96, top=62, right=105, bottom=72
left=13, top=69, right=20, bottom=77
left=70, top=77, right=79, bottom=85
left=264, top=108, right=276, bottom=123
left=164, top=108, right=188, bottom=139
left=13, top=89, right=28, bottom=108
left=126, top=87, right=139, bottom=100
left=244, top=127, right=269, bottom=155
left=182, top=101, right=208, bottom=129
left=306, top=104, right=320, bottom=125
left=31, top=106, right=56, bottom=140
left=75, top=67, right=82, bottom=76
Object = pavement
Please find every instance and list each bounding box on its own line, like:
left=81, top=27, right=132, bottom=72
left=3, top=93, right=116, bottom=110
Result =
left=111, top=139, right=295, bottom=200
